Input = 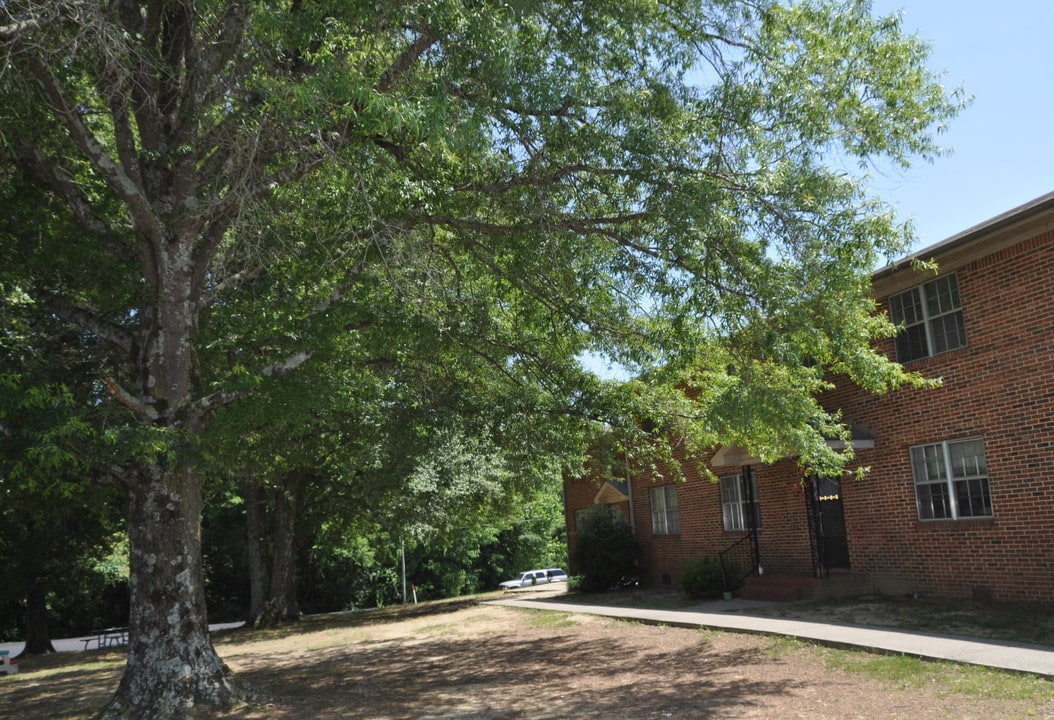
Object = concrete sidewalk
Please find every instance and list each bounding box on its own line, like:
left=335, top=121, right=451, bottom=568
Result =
left=490, top=594, right=1054, bottom=677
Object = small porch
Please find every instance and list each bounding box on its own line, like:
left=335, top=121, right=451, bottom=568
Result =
left=712, top=429, right=875, bottom=602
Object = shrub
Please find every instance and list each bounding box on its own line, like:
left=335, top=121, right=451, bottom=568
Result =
left=681, top=556, right=739, bottom=599
left=571, top=506, right=638, bottom=592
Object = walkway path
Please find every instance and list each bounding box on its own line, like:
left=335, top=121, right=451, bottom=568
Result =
left=490, top=594, right=1054, bottom=677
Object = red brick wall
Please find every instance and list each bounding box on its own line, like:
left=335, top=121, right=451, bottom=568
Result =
left=564, top=227, right=1054, bottom=604
left=630, top=459, right=814, bottom=587
left=824, top=228, right=1054, bottom=603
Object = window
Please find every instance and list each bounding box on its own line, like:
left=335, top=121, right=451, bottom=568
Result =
left=720, top=473, right=760, bottom=531
left=650, top=485, right=680, bottom=535
left=911, top=438, right=993, bottom=520
left=888, top=274, right=967, bottom=362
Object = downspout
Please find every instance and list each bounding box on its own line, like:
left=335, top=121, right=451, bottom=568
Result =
left=624, top=454, right=636, bottom=531
left=744, top=464, right=761, bottom=575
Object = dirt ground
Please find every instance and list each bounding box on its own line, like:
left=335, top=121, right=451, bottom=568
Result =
left=217, top=603, right=1051, bottom=720
left=2, top=597, right=1053, bottom=720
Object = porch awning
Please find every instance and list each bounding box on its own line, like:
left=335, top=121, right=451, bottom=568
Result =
left=709, top=445, right=765, bottom=468
left=593, top=479, right=629, bottom=505
left=710, top=426, right=876, bottom=468
left=831, top=425, right=876, bottom=451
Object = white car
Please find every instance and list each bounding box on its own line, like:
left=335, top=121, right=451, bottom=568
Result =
left=499, top=568, right=568, bottom=590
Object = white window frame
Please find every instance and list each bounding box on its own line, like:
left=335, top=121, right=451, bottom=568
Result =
left=720, top=473, right=760, bottom=532
left=888, top=273, right=967, bottom=362
left=650, top=485, right=680, bottom=535
left=910, top=438, right=993, bottom=521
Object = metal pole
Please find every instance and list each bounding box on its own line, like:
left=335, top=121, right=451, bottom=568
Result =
left=401, top=540, right=407, bottom=605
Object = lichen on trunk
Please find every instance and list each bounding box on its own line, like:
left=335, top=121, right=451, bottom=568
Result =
left=97, top=464, right=249, bottom=719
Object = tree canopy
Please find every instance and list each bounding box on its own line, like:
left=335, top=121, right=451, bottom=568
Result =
left=0, top=0, right=961, bottom=716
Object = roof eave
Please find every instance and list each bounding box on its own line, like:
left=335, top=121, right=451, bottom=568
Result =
left=872, top=190, right=1054, bottom=295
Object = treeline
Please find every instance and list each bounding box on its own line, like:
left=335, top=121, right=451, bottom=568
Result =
left=0, top=479, right=565, bottom=644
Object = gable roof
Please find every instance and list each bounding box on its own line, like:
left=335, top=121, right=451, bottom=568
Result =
left=872, top=190, right=1054, bottom=298
left=593, top=479, right=629, bottom=505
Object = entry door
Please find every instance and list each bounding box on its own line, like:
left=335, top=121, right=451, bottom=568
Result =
left=813, top=476, right=850, bottom=571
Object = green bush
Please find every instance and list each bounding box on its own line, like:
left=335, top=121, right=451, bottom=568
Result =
left=681, top=556, right=739, bottom=599
left=571, top=506, right=638, bottom=592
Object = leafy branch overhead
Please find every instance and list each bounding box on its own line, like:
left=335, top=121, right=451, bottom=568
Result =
left=0, top=1, right=962, bottom=716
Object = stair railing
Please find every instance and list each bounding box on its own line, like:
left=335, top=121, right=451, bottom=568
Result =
left=718, top=465, right=761, bottom=592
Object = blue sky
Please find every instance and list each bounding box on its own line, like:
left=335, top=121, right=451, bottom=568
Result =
left=867, top=0, right=1054, bottom=249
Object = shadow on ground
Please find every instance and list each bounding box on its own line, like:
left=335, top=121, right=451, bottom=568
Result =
left=230, top=623, right=805, bottom=719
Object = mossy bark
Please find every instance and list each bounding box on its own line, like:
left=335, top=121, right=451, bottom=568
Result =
left=97, top=466, right=249, bottom=719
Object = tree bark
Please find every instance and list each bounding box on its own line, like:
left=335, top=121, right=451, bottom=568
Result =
left=245, top=480, right=271, bottom=624
left=22, top=577, right=55, bottom=656
left=97, top=465, right=248, bottom=718
left=263, top=472, right=302, bottom=624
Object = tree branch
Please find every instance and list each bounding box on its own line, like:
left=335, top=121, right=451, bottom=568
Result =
left=103, top=376, right=160, bottom=422
left=19, top=49, right=167, bottom=251
left=195, top=388, right=245, bottom=415
left=375, top=29, right=440, bottom=94
left=261, top=351, right=313, bottom=378
left=48, top=299, right=136, bottom=356
left=3, top=140, right=135, bottom=260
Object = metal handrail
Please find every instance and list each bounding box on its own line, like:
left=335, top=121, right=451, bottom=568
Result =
left=718, top=532, right=759, bottom=591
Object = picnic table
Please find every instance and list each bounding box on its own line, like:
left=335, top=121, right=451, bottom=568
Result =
left=0, top=649, right=18, bottom=675
left=83, top=627, right=128, bottom=650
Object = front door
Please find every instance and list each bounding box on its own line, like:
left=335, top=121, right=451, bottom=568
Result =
left=807, top=475, right=850, bottom=573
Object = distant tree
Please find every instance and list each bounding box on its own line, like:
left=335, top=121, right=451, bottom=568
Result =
left=200, top=497, right=250, bottom=623
left=480, top=483, right=568, bottom=587
left=0, top=293, right=123, bottom=654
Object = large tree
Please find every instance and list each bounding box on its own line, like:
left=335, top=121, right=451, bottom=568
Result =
left=0, top=1, right=960, bottom=716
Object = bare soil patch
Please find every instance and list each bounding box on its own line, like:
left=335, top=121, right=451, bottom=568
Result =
left=2, top=595, right=1052, bottom=719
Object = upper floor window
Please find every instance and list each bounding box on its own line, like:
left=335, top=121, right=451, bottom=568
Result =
left=720, top=473, right=760, bottom=532
left=650, top=485, right=680, bottom=535
left=888, top=274, right=967, bottom=362
left=910, top=438, right=993, bottom=521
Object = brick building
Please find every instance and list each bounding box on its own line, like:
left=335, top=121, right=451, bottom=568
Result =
left=564, top=192, right=1054, bottom=604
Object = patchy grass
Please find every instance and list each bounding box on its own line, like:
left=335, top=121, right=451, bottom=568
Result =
left=0, top=650, right=124, bottom=720
left=760, top=634, right=807, bottom=659
left=555, top=587, right=1054, bottom=647
left=524, top=610, right=579, bottom=629
left=822, top=649, right=1054, bottom=702
left=737, top=595, right=1054, bottom=647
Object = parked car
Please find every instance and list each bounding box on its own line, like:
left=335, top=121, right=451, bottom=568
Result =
left=499, top=568, right=568, bottom=590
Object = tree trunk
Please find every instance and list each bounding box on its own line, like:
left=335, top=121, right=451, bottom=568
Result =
left=98, top=464, right=248, bottom=719
left=245, top=480, right=270, bottom=624
left=22, top=577, right=55, bottom=655
left=264, top=472, right=302, bottom=624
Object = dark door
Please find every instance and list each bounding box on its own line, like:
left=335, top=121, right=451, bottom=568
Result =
left=810, top=475, right=850, bottom=572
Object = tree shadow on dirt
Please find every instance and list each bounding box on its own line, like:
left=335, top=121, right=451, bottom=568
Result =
left=0, top=656, right=124, bottom=720
left=232, top=624, right=807, bottom=719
